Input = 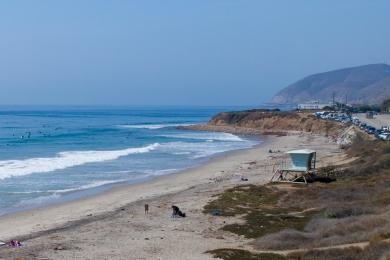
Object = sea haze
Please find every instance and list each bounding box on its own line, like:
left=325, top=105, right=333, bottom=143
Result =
left=0, top=106, right=260, bottom=215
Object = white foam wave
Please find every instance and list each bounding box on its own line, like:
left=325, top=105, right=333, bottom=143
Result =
left=0, top=143, right=160, bottom=180
left=160, top=132, right=244, bottom=142
left=159, top=141, right=239, bottom=159
left=16, top=193, right=61, bottom=207
left=144, top=168, right=179, bottom=176
left=2, top=190, right=46, bottom=194
left=5, top=169, right=177, bottom=196
left=118, top=123, right=193, bottom=130
left=47, top=179, right=128, bottom=194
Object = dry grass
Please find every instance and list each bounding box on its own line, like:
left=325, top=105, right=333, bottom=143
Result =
left=288, top=241, right=390, bottom=260
left=254, top=171, right=390, bottom=250
left=207, top=135, right=390, bottom=259
left=207, top=248, right=286, bottom=260
left=253, top=137, right=390, bottom=252
left=345, top=133, right=390, bottom=177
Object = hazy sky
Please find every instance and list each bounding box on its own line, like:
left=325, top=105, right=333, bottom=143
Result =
left=1, top=1, right=389, bottom=106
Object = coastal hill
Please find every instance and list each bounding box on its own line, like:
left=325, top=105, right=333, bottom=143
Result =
left=183, top=110, right=349, bottom=141
left=183, top=109, right=362, bottom=146
left=271, top=64, right=390, bottom=104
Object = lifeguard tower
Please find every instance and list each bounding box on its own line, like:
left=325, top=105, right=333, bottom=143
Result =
left=271, top=149, right=316, bottom=184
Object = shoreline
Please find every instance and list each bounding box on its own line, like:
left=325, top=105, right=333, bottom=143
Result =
left=0, top=132, right=345, bottom=259
left=0, top=132, right=262, bottom=218
left=0, top=135, right=268, bottom=241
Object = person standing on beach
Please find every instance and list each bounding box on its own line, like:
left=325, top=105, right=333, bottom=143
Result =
left=144, top=204, right=149, bottom=215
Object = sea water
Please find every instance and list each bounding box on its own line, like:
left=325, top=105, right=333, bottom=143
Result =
left=0, top=106, right=261, bottom=215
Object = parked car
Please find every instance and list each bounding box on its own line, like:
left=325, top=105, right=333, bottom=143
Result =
left=378, top=133, right=390, bottom=141
left=374, top=129, right=383, bottom=138
left=359, top=123, right=367, bottom=129
left=366, top=126, right=376, bottom=134
left=382, top=126, right=389, bottom=133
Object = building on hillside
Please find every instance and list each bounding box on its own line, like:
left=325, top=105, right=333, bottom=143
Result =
left=366, top=111, right=374, bottom=119
left=382, top=99, right=390, bottom=113
left=297, top=101, right=331, bottom=110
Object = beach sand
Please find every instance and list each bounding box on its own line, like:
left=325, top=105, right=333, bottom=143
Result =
left=0, top=133, right=346, bottom=260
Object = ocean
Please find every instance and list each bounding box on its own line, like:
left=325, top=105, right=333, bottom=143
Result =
left=0, top=106, right=261, bottom=215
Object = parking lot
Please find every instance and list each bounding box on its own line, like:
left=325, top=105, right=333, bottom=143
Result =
left=314, top=111, right=390, bottom=141
left=354, top=113, right=390, bottom=129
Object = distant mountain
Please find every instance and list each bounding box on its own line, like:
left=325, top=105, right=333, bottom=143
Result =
left=271, top=64, right=390, bottom=104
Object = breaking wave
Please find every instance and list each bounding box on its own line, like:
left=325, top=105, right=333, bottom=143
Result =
left=118, top=123, right=193, bottom=130
left=160, top=132, right=244, bottom=142
left=0, top=143, right=160, bottom=180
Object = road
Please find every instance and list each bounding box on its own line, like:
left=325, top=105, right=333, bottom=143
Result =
left=354, top=113, right=390, bottom=129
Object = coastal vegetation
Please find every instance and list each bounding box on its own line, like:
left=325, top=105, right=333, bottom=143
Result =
left=204, top=124, right=390, bottom=259
left=185, top=110, right=344, bottom=138
left=207, top=249, right=286, bottom=260
left=203, top=185, right=315, bottom=239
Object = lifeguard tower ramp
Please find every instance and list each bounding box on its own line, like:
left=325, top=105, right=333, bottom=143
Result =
left=271, top=149, right=316, bottom=184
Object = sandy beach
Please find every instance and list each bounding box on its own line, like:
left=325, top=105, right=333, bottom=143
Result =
left=0, top=133, right=346, bottom=260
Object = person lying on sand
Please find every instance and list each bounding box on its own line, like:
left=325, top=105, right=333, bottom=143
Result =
left=172, top=205, right=179, bottom=218
left=171, top=205, right=186, bottom=218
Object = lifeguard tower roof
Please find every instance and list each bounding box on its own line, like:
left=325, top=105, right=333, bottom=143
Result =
left=286, top=149, right=316, bottom=154
left=286, top=149, right=316, bottom=171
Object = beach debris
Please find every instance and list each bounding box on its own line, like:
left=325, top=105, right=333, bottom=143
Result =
left=54, top=245, right=66, bottom=251
left=53, top=244, right=78, bottom=251
left=213, top=172, right=224, bottom=182
left=48, top=235, right=64, bottom=241
left=8, top=240, right=22, bottom=247
left=246, top=161, right=257, bottom=165
left=211, top=209, right=221, bottom=216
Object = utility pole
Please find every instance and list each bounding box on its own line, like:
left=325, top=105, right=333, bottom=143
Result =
left=332, top=92, right=335, bottom=110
